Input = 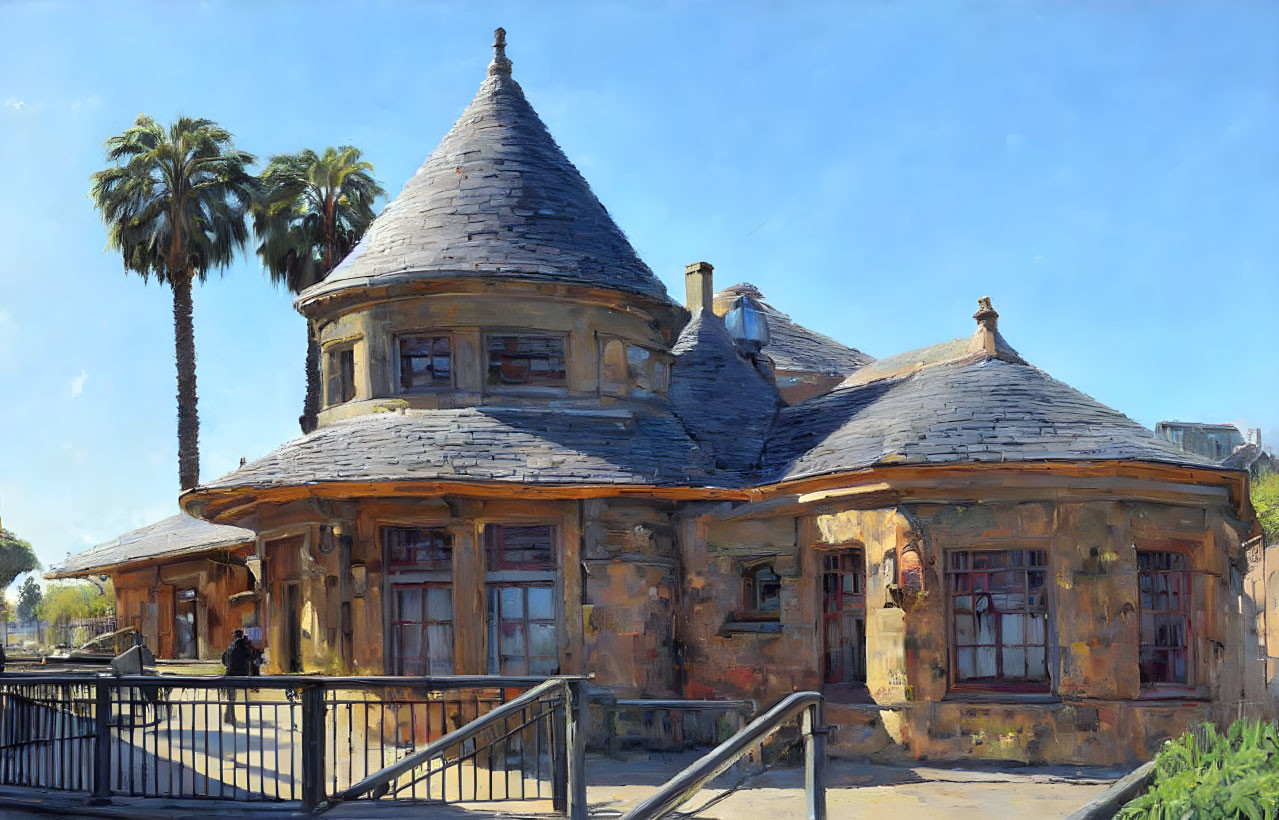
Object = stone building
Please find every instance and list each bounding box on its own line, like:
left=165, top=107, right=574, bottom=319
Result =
left=55, top=31, right=1271, bottom=765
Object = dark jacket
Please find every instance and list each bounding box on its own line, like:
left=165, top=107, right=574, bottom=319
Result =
left=222, top=636, right=259, bottom=676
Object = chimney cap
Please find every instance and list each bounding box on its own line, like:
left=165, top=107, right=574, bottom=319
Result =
left=973, top=296, right=999, bottom=331
left=489, top=27, right=512, bottom=76
left=685, top=261, right=714, bottom=274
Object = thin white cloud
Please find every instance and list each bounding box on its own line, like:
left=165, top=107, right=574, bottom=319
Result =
left=70, top=369, right=88, bottom=398
left=3, top=98, right=24, bottom=112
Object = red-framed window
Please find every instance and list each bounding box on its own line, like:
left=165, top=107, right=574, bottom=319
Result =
left=487, top=584, right=558, bottom=676
left=1137, top=550, right=1191, bottom=687
left=822, top=549, right=866, bottom=684
left=484, top=524, right=555, bottom=571
left=384, top=526, right=452, bottom=571
left=390, top=583, right=453, bottom=676
left=949, top=549, right=1049, bottom=690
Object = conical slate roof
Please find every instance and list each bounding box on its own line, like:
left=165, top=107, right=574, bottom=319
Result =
left=299, top=30, right=673, bottom=306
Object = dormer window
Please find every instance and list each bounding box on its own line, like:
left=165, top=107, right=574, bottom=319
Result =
left=487, top=334, right=566, bottom=388
left=325, top=343, right=357, bottom=407
left=398, top=334, right=452, bottom=392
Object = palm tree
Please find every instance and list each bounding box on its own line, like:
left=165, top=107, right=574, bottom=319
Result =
left=91, top=115, right=256, bottom=491
left=253, top=146, right=383, bottom=433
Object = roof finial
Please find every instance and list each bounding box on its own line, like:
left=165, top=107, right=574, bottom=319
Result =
left=489, top=27, right=512, bottom=76
left=973, top=296, right=998, bottom=332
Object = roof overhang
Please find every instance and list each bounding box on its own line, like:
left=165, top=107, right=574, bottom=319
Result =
left=182, top=479, right=751, bottom=525
left=45, top=539, right=255, bottom=580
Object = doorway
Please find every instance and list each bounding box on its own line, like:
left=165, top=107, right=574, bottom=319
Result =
left=174, top=589, right=198, bottom=660
left=822, top=548, right=866, bottom=685
left=282, top=583, right=303, bottom=673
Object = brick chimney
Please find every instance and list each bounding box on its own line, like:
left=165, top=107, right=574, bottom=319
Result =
left=684, top=262, right=714, bottom=313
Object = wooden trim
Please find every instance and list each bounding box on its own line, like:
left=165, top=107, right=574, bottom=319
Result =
left=182, top=460, right=1253, bottom=536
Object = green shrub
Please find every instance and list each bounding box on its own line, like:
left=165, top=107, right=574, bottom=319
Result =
left=1119, top=719, right=1279, bottom=820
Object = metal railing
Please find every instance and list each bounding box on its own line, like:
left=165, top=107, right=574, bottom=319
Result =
left=0, top=673, right=577, bottom=813
left=331, top=676, right=590, bottom=818
left=620, top=691, right=826, bottom=820
left=603, top=698, right=754, bottom=755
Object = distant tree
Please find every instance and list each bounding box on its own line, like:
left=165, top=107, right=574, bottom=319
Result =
left=17, top=577, right=42, bottom=623
left=90, top=115, right=257, bottom=490
left=39, top=582, right=109, bottom=628
left=0, top=528, right=39, bottom=592
left=253, top=146, right=383, bottom=433
left=1253, top=471, right=1279, bottom=544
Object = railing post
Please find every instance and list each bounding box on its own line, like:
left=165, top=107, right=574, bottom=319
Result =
left=565, top=679, right=588, bottom=820
left=802, top=698, right=826, bottom=820
left=89, top=679, right=110, bottom=805
left=301, top=684, right=326, bottom=813
left=551, top=688, right=567, bottom=812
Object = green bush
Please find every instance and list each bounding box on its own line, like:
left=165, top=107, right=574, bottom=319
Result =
left=1119, top=719, right=1279, bottom=820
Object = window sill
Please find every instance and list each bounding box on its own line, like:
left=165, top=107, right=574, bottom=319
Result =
left=943, top=691, right=1060, bottom=705
left=718, top=621, right=783, bottom=636
left=1136, top=688, right=1209, bottom=702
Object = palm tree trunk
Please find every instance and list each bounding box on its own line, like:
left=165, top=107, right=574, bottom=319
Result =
left=300, top=319, right=321, bottom=433
left=172, top=272, right=200, bottom=490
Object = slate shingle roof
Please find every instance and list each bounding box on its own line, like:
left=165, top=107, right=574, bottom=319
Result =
left=198, top=407, right=719, bottom=491
left=46, top=514, right=254, bottom=578
left=669, top=310, right=779, bottom=471
left=298, top=42, right=673, bottom=307
left=761, top=354, right=1220, bottom=485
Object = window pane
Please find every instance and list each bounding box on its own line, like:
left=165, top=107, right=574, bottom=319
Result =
left=427, top=586, right=452, bottom=622
left=1026, top=646, right=1047, bottom=680
left=530, top=655, right=558, bottom=676
left=500, top=587, right=524, bottom=619
left=487, top=335, right=566, bottom=387
left=976, top=646, right=997, bottom=678
left=500, top=622, right=526, bottom=655
left=957, top=648, right=975, bottom=679
left=527, top=586, right=554, bottom=620
left=955, top=615, right=975, bottom=646
left=1001, top=614, right=1023, bottom=645
left=385, top=526, right=453, bottom=571
left=399, top=335, right=451, bottom=391
left=1002, top=647, right=1025, bottom=679
left=529, top=623, right=557, bottom=657
left=397, top=588, right=422, bottom=622
left=485, top=524, right=555, bottom=571
left=976, top=612, right=996, bottom=645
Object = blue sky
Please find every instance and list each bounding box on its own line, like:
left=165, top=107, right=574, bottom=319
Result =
left=1, top=1, right=1276, bottom=585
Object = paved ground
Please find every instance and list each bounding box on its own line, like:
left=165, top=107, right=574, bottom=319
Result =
left=0, top=751, right=1124, bottom=818
left=578, top=751, right=1122, bottom=819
